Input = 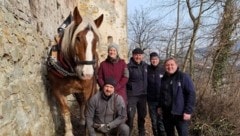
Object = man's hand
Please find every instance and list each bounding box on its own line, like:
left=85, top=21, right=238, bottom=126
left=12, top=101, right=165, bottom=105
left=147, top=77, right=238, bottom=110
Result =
left=97, top=124, right=110, bottom=133
left=183, top=113, right=191, bottom=121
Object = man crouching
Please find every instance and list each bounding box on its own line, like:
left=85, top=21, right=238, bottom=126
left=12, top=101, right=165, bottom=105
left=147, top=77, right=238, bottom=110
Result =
left=85, top=78, right=129, bottom=136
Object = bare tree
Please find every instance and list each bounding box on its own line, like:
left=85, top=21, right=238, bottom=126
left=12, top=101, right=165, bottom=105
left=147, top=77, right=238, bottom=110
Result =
left=182, top=0, right=218, bottom=77
left=174, top=0, right=181, bottom=55
left=211, top=0, right=240, bottom=91
left=128, top=7, right=161, bottom=54
left=133, top=0, right=240, bottom=134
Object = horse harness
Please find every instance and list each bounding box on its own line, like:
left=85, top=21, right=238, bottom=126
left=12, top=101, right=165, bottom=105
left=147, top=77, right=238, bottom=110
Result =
left=47, top=36, right=98, bottom=78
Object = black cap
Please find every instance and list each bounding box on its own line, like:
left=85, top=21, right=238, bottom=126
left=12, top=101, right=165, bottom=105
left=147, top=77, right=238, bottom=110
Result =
left=104, top=78, right=116, bottom=87
left=132, top=48, right=144, bottom=54
left=150, top=52, right=159, bottom=59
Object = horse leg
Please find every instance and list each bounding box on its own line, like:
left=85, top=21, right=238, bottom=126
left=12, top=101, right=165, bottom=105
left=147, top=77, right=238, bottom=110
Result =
left=80, top=103, right=86, bottom=125
left=74, top=93, right=86, bottom=125
left=54, top=92, right=73, bottom=136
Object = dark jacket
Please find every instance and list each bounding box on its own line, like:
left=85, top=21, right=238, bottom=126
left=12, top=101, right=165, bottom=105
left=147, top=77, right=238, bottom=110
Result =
left=85, top=91, right=127, bottom=136
left=97, top=57, right=129, bottom=104
left=159, top=69, right=196, bottom=115
left=147, top=64, right=165, bottom=102
left=126, top=57, right=148, bottom=96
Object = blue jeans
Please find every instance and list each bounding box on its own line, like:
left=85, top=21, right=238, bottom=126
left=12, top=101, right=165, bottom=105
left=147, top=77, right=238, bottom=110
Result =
left=148, top=102, right=166, bottom=136
left=162, top=112, right=189, bottom=136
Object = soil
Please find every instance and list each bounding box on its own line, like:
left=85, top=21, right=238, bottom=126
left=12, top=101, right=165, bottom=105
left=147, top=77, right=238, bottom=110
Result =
left=132, top=114, right=154, bottom=136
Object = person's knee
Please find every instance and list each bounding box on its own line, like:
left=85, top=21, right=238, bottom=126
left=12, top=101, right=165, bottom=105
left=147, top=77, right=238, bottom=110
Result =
left=127, top=106, right=136, bottom=118
left=118, top=124, right=129, bottom=135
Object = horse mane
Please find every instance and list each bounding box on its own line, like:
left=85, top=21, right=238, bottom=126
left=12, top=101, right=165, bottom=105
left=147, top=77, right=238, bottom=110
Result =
left=61, top=16, right=101, bottom=60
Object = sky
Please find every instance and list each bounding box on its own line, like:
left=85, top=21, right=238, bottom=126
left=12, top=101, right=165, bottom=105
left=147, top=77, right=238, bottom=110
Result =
left=127, top=0, right=179, bottom=26
left=127, top=0, right=152, bottom=15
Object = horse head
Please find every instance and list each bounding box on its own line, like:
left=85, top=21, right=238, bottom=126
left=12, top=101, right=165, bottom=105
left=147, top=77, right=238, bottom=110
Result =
left=61, top=7, right=103, bottom=80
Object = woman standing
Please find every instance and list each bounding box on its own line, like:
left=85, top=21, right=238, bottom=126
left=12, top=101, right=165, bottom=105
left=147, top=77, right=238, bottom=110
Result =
left=97, top=44, right=129, bottom=104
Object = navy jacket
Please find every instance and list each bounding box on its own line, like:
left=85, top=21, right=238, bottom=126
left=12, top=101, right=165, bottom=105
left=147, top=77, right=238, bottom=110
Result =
left=147, top=64, right=165, bottom=102
left=160, top=69, right=196, bottom=115
left=127, top=58, right=148, bottom=96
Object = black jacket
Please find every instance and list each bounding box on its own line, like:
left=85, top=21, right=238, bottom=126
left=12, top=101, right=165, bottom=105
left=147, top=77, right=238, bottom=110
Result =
left=147, top=64, right=165, bottom=102
left=127, top=58, right=148, bottom=96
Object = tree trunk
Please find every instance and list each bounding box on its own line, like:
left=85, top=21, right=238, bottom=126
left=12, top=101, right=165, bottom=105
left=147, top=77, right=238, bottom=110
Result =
left=174, top=0, right=181, bottom=56
left=182, top=0, right=203, bottom=77
left=212, top=0, right=236, bottom=91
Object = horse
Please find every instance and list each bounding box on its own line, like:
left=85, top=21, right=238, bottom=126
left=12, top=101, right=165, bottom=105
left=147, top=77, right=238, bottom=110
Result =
left=47, top=7, right=103, bottom=136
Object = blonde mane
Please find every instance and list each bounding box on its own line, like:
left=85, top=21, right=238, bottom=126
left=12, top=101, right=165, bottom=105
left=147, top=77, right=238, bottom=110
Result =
left=61, top=16, right=101, bottom=60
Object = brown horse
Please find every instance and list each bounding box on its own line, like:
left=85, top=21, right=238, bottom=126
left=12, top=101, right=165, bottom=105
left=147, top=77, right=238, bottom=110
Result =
left=47, top=7, right=103, bottom=136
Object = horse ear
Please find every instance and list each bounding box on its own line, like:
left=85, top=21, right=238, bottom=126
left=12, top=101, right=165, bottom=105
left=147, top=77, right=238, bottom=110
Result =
left=94, top=14, right=104, bottom=28
left=73, top=7, right=82, bottom=25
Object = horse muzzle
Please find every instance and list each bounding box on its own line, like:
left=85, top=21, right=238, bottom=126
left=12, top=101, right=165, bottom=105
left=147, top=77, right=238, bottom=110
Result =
left=75, top=65, right=94, bottom=80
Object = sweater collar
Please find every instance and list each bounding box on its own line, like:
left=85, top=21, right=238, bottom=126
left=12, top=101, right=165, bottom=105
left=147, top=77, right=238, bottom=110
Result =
left=150, top=63, right=160, bottom=69
left=101, top=91, right=113, bottom=101
left=130, top=57, right=143, bottom=66
left=166, top=67, right=180, bottom=77
left=106, top=55, right=119, bottom=63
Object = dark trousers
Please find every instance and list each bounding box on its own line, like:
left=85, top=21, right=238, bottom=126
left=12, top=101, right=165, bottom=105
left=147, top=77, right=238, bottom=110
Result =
left=127, top=95, right=147, bottom=135
left=148, top=102, right=166, bottom=136
left=162, top=112, right=189, bottom=136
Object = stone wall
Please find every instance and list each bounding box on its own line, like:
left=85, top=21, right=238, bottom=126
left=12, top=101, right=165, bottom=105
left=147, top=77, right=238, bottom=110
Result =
left=0, top=0, right=127, bottom=135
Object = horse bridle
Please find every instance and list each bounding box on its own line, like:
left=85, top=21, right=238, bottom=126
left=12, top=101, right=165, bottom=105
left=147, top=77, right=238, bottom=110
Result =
left=73, top=54, right=98, bottom=78
left=75, top=59, right=96, bottom=65
left=73, top=24, right=97, bottom=66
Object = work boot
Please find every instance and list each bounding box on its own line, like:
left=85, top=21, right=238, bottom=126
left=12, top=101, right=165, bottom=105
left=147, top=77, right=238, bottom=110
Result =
left=159, top=131, right=167, bottom=136
left=152, top=129, right=158, bottom=136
